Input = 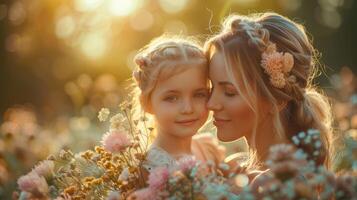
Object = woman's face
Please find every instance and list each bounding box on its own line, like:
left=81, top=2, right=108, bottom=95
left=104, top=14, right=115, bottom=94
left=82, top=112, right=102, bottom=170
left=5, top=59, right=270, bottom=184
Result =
left=208, top=50, right=268, bottom=142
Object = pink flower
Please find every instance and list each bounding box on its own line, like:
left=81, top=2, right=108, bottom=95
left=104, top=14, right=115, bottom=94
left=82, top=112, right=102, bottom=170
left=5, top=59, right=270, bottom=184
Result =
left=260, top=43, right=295, bottom=89
left=261, top=52, right=284, bottom=75
left=33, top=160, right=54, bottom=177
left=101, top=130, right=131, bottom=153
left=17, top=172, right=48, bottom=197
left=270, top=72, right=286, bottom=88
left=178, top=156, right=197, bottom=172
left=130, top=188, right=156, bottom=200
left=265, top=43, right=277, bottom=54
left=106, top=191, right=120, bottom=200
left=148, top=167, right=169, bottom=190
left=283, top=53, right=294, bottom=73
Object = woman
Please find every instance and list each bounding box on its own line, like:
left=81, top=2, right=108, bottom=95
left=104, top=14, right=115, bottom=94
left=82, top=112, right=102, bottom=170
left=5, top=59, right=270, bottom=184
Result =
left=204, top=12, right=334, bottom=170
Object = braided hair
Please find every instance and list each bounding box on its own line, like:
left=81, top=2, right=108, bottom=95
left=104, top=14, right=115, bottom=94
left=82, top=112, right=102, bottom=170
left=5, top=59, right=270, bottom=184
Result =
left=132, top=35, right=207, bottom=112
left=205, top=13, right=334, bottom=168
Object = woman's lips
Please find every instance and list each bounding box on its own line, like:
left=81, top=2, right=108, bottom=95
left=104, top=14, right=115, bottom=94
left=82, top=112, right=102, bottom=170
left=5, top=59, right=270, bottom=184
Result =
left=176, top=119, right=198, bottom=126
left=213, top=117, right=231, bottom=127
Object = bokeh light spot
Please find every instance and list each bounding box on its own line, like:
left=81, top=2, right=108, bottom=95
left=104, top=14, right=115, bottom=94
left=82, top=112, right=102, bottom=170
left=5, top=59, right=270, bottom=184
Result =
left=80, top=32, right=107, bottom=59
left=75, top=0, right=102, bottom=12
left=318, top=9, right=342, bottom=29
left=5, top=34, right=20, bottom=52
left=55, top=16, right=76, bottom=39
left=9, top=1, right=26, bottom=26
left=164, top=20, right=187, bottom=34
left=130, top=10, right=154, bottom=31
left=159, top=0, right=188, bottom=14
left=0, top=4, right=7, bottom=21
left=235, top=174, right=249, bottom=187
left=108, top=0, right=139, bottom=16
left=278, top=0, right=302, bottom=11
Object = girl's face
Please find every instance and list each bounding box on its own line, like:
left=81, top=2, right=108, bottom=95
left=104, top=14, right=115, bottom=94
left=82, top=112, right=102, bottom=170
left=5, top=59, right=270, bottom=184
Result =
left=149, top=66, right=209, bottom=138
left=208, top=50, right=268, bottom=142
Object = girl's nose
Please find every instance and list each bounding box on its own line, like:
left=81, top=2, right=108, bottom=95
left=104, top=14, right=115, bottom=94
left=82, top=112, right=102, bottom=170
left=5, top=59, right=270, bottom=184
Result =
left=181, top=99, right=194, bottom=114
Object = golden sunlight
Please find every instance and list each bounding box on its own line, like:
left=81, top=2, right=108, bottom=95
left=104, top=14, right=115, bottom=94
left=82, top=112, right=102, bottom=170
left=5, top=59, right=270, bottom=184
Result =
left=80, top=32, right=107, bottom=59
left=158, top=0, right=189, bottom=14
left=108, top=0, right=140, bottom=17
left=55, top=15, right=76, bottom=39
left=74, top=0, right=102, bottom=12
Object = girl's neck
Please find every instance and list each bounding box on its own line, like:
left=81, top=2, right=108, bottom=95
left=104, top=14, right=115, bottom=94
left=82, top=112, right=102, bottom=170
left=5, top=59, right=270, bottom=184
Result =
left=153, top=129, right=192, bottom=159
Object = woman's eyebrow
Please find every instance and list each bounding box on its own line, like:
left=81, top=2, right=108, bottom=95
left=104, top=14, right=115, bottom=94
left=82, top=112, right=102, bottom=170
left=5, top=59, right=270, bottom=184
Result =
left=218, top=81, right=234, bottom=86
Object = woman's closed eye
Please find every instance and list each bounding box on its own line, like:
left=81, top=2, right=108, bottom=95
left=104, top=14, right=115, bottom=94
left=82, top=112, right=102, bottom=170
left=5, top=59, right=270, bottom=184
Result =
left=224, top=87, right=237, bottom=97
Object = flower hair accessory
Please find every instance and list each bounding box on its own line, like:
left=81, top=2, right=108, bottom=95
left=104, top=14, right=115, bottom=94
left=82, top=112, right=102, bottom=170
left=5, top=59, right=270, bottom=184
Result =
left=261, top=43, right=295, bottom=88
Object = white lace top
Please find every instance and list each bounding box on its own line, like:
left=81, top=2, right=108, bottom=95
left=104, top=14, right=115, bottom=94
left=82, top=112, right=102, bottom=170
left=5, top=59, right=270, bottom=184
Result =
left=142, top=146, right=189, bottom=172
left=142, top=134, right=226, bottom=172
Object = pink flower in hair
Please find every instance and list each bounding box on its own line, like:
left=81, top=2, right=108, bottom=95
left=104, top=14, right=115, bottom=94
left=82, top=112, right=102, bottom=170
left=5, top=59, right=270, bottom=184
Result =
left=101, top=130, right=131, bottom=153
left=283, top=53, right=294, bottom=73
left=261, top=42, right=295, bottom=88
left=270, top=72, right=286, bottom=89
left=135, top=56, right=147, bottom=67
left=265, top=43, right=277, bottom=54
left=261, top=52, right=284, bottom=75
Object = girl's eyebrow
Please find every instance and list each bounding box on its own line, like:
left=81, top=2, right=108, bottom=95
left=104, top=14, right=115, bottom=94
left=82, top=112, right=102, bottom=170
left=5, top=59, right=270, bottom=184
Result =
left=163, top=90, right=179, bottom=94
left=195, top=88, right=209, bottom=92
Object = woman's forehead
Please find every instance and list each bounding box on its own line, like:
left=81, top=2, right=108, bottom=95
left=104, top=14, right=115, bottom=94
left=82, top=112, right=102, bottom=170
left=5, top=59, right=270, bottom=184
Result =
left=208, top=51, right=230, bottom=82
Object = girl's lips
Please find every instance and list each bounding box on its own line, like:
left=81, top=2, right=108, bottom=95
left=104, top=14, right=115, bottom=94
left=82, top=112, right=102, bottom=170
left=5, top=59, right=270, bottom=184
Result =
left=176, top=119, right=198, bottom=126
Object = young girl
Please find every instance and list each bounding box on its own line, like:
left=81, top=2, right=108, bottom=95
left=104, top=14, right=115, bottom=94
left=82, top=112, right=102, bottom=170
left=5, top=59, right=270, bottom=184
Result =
left=204, top=12, right=334, bottom=171
left=132, top=36, right=225, bottom=172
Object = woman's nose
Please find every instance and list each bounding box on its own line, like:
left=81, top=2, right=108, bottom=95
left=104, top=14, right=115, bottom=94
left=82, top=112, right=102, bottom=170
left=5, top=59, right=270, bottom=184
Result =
left=207, top=92, right=223, bottom=111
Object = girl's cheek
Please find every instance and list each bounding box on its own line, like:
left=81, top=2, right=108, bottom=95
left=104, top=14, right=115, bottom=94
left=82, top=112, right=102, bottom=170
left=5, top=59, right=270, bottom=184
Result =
left=197, top=102, right=208, bottom=114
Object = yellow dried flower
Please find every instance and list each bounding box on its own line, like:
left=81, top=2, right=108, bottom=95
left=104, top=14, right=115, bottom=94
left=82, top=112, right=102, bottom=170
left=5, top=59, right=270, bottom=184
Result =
left=95, top=146, right=104, bottom=154
left=104, top=161, right=113, bottom=169
left=64, top=186, right=76, bottom=195
left=134, top=153, right=145, bottom=161
left=81, top=150, right=94, bottom=160
left=83, top=177, right=95, bottom=182
left=129, top=167, right=137, bottom=174
left=91, top=178, right=103, bottom=185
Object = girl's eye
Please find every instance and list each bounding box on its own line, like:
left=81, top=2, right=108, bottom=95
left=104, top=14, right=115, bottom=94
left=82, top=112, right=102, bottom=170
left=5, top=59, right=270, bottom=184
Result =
left=194, top=91, right=208, bottom=98
left=164, top=95, right=178, bottom=102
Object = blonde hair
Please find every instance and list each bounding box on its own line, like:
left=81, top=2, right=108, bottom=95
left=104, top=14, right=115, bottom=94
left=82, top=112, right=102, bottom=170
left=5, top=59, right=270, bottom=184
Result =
left=205, top=13, right=334, bottom=168
left=131, top=35, right=207, bottom=121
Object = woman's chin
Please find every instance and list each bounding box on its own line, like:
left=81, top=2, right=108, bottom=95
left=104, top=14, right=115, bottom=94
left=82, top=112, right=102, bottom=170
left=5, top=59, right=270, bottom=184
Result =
left=216, top=132, right=240, bottom=142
